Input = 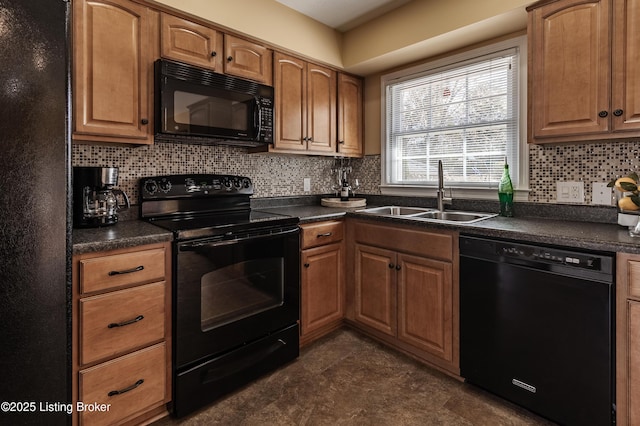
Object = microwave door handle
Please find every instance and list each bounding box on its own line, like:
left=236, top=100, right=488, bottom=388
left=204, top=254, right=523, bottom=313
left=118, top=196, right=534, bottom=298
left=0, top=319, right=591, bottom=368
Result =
left=254, top=97, right=262, bottom=141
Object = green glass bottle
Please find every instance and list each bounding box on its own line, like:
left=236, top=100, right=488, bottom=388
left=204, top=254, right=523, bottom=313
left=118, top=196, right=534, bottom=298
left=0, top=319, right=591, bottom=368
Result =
left=498, top=159, right=514, bottom=217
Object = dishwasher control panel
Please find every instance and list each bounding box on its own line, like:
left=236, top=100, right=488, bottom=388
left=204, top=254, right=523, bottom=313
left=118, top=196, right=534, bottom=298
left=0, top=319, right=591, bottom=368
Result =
left=459, top=235, right=613, bottom=282
left=496, top=243, right=601, bottom=270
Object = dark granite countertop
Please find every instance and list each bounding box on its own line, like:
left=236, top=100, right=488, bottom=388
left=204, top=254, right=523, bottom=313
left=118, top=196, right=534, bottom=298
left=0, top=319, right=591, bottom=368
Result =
left=72, top=220, right=173, bottom=255
left=259, top=204, right=640, bottom=254
left=72, top=198, right=640, bottom=255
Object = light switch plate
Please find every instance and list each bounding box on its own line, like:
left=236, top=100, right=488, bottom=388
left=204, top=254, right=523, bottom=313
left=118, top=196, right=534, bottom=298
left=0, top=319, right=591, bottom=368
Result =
left=592, top=182, right=613, bottom=205
left=557, top=181, right=584, bottom=203
left=303, top=177, right=311, bottom=192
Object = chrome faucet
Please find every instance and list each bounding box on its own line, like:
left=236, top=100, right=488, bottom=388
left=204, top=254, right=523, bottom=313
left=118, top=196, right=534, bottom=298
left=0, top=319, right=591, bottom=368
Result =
left=437, top=160, right=452, bottom=212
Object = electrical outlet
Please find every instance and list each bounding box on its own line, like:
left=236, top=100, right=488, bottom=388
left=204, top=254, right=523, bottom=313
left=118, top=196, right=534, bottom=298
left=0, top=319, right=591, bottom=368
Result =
left=303, top=177, right=311, bottom=192
left=556, top=181, right=584, bottom=203
left=592, top=182, right=613, bottom=205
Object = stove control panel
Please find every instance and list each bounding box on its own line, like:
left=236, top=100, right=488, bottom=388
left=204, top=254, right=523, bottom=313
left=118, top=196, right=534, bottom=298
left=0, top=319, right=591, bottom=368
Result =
left=141, top=174, right=253, bottom=199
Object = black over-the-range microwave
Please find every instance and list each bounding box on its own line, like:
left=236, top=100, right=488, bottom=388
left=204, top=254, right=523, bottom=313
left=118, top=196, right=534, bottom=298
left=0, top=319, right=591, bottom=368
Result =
left=155, top=59, right=274, bottom=146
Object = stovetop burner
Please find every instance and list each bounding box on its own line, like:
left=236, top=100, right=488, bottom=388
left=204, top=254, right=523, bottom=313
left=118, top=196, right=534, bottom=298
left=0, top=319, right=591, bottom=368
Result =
left=139, top=174, right=299, bottom=240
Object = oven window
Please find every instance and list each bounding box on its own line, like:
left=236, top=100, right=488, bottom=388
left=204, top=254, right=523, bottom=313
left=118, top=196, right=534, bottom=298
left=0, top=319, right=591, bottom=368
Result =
left=174, top=90, right=250, bottom=132
left=200, top=257, right=284, bottom=331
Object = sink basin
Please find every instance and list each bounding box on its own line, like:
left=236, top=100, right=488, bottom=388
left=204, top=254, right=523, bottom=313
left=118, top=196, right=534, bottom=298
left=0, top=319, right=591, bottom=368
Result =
left=412, top=210, right=497, bottom=223
left=357, top=205, right=496, bottom=224
left=357, top=206, right=435, bottom=216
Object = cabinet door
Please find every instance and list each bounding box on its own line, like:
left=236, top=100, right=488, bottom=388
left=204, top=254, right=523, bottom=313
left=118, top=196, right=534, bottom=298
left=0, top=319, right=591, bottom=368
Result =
left=73, top=0, right=156, bottom=144
left=224, top=34, right=272, bottom=85
left=274, top=53, right=307, bottom=151
left=301, top=243, right=344, bottom=336
left=612, top=0, right=640, bottom=132
left=628, top=300, right=640, bottom=425
left=337, top=73, right=363, bottom=157
left=528, top=0, right=610, bottom=141
left=306, top=63, right=337, bottom=153
left=353, top=244, right=396, bottom=336
left=397, top=253, right=453, bottom=362
left=160, top=13, right=223, bottom=71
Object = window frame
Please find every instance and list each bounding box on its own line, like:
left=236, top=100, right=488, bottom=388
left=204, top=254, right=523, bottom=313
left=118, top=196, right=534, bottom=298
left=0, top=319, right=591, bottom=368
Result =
left=380, top=35, right=529, bottom=201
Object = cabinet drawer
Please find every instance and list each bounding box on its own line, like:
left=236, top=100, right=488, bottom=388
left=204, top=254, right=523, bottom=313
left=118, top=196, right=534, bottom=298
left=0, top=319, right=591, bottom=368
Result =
left=79, top=343, right=166, bottom=426
left=80, top=282, right=166, bottom=365
left=301, top=221, right=343, bottom=249
left=628, top=260, right=640, bottom=299
left=352, top=221, right=453, bottom=261
left=79, top=248, right=165, bottom=293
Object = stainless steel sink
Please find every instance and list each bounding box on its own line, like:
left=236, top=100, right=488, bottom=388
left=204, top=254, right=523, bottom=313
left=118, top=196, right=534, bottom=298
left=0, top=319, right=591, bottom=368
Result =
left=357, top=206, right=435, bottom=216
left=412, top=210, right=497, bottom=223
left=356, top=205, right=496, bottom=223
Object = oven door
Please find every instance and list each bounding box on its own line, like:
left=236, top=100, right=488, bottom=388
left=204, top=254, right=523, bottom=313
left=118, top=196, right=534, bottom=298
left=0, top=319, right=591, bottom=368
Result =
left=174, top=225, right=300, bottom=369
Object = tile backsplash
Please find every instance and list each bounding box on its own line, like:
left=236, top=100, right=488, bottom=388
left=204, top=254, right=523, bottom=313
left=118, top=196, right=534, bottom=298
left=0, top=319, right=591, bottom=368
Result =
left=73, top=139, right=640, bottom=205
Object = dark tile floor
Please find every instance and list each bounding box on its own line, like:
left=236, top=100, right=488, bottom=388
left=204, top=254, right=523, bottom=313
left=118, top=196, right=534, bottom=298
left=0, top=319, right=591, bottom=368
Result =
left=155, top=329, right=556, bottom=425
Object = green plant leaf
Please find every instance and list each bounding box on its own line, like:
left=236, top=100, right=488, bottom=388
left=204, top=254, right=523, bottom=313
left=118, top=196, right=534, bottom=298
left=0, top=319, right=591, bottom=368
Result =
left=607, top=179, right=617, bottom=188
left=629, top=172, right=640, bottom=182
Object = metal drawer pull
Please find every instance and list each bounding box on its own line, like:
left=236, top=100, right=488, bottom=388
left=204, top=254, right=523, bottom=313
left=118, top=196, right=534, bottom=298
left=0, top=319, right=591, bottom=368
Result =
left=317, top=232, right=332, bottom=237
left=107, top=379, right=144, bottom=397
left=108, top=265, right=144, bottom=276
left=108, top=315, right=144, bottom=329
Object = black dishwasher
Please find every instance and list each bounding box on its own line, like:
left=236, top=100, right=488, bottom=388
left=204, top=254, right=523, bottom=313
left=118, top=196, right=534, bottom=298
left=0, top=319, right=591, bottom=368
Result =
left=460, top=235, right=615, bottom=425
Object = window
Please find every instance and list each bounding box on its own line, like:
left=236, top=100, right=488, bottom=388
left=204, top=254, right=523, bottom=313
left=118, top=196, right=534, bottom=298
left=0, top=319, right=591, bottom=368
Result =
left=381, top=36, right=527, bottom=199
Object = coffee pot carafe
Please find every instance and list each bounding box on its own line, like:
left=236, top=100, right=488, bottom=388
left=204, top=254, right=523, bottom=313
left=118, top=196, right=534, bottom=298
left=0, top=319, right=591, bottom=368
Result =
left=73, top=167, right=130, bottom=228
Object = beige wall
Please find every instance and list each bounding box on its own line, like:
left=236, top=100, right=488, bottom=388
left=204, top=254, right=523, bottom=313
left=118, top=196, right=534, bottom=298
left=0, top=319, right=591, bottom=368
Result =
left=342, top=0, right=532, bottom=75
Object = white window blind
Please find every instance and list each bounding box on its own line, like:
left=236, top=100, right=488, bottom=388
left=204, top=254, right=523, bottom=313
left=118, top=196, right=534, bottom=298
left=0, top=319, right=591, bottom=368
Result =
left=385, top=48, right=520, bottom=188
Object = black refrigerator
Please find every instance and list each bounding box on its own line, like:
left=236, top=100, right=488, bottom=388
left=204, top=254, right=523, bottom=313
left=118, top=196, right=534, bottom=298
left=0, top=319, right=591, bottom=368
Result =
left=0, top=1, right=71, bottom=425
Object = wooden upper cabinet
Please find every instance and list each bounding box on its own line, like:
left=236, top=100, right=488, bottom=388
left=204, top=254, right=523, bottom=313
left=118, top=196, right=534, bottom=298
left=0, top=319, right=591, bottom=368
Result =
left=528, top=0, right=610, bottom=141
left=612, top=0, right=640, bottom=132
left=337, top=73, right=363, bottom=157
left=307, top=63, right=337, bottom=153
left=273, top=53, right=307, bottom=152
left=270, top=52, right=337, bottom=154
left=73, top=0, right=157, bottom=145
left=528, top=0, right=640, bottom=143
left=160, top=13, right=223, bottom=71
left=223, top=34, right=273, bottom=85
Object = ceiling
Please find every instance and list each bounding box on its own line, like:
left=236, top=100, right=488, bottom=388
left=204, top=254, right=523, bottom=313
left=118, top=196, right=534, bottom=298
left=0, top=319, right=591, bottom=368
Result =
left=274, top=0, right=412, bottom=32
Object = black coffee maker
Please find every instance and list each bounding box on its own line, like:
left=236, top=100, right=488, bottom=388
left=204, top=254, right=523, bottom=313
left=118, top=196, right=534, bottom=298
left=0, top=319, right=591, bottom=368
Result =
left=73, top=166, right=130, bottom=228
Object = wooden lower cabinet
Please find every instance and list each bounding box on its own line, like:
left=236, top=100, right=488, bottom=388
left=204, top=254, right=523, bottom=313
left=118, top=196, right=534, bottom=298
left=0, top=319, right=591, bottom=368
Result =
left=617, top=252, right=640, bottom=425
left=300, top=221, right=345, bottom=345
left=397, top=253, right=453, bottom=362
left=72, top=242, right=172, bottom=426
left=347, top=219, right=459, bottom=375
left=353, top=244, right=396, bottom=336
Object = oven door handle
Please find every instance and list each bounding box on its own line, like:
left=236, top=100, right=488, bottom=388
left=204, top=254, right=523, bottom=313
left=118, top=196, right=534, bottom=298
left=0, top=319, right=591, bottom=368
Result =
left=179, top=226, right=299, bottom=251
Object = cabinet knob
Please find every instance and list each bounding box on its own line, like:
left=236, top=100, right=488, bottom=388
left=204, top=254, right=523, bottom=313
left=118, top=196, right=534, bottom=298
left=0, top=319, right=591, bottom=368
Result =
left=227, top=56, right=233, bottom=62
left=598, top=110, right=608, bottom=118
left=141, top=118, right=149, bottom=125
left=211, top=51, right=217, bottom=57
left=339, top=140, right=345, bottom=144
left=614, top=109, right=624, bottom=117
left=396, top=264, right=401, bottom=270
left=388, top=263, right=394, bottom=269
left=304, top=263, right=310, bottom=268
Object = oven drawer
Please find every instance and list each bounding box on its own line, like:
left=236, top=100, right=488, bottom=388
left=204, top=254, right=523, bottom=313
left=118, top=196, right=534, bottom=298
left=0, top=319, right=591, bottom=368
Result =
left=78, top=343, right=166, bottom=426
left=79, top=247, right=166, bottom=294
left=79, top=281, right=166, bottom=365
left=301, top=220, right=343, bottom=249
